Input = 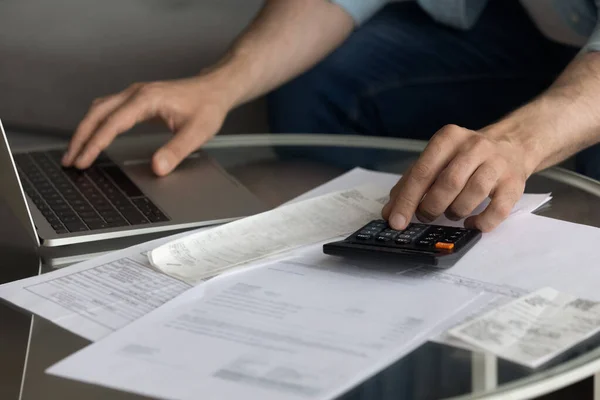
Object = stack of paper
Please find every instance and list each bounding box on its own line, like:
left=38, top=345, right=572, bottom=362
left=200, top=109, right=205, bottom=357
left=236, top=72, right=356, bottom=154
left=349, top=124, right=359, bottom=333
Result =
left=46, top=253, right=483, bottom=400
left=0, top=168, right=550, bottom=341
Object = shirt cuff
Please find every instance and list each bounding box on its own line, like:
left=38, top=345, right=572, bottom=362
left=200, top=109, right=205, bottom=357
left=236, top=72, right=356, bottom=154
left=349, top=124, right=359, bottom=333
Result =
left=329, top=0, right=390, bottom=25
left=582, top=31, right=600, bottom=53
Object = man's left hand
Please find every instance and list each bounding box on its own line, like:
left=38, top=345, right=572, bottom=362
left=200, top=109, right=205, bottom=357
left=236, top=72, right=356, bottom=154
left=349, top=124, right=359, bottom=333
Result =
left=382, top=124, right=534, bottom=232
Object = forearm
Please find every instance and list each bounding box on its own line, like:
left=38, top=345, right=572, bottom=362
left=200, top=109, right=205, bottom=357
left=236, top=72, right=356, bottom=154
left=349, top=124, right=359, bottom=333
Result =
left=201, top=0, right=354, bottom=109
left=483, top=52, right=600, bottom=174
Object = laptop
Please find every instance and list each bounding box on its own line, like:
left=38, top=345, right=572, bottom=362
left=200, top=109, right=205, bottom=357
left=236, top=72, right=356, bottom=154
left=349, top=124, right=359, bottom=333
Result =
left=0, top=119, right=267, bottom=247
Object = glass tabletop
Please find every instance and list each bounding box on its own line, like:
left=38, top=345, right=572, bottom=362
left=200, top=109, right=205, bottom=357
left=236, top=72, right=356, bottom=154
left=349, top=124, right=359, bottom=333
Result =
left=2, top=133, right=600, bottom=400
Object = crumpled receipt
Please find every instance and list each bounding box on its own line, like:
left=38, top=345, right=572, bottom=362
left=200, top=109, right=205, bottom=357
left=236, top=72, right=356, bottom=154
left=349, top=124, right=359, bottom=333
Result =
left=148, top=184, right=390, bottom=284
left=449, top=287, right=600, bottom=368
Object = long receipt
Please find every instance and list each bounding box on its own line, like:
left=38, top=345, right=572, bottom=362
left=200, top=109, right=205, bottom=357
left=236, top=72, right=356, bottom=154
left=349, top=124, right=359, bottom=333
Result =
left=148, top=184, right=390, bottom=283
left=449, top=287, right=600, bottom=368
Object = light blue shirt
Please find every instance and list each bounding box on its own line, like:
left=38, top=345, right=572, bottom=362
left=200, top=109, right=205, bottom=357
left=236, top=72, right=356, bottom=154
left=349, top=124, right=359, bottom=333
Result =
left=332, top=0, right=600, bottom=53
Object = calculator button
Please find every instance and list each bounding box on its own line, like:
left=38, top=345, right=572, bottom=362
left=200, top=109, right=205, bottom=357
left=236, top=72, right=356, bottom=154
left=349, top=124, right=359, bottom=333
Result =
left=408, top=223, right=427, bottom=231
left=376, top=236, right=392, bottom=242
left=397, top=234, right=412, bottom=240
left=416, top=239, right=434, bottom=247
left=449, top=233, right=465, bottom=241
left=438, top=238, right=455, bottom=244
left=377, top=231, right=398, bottom=239
left=435, top=242, right=455, bottom=250
left=359, top=229, right=378, bottom=235
left=379, top=231, right=399, bottom=238
left=356, top=233, right=372, bottom=240
left=395, top=238, right=412, bottom=245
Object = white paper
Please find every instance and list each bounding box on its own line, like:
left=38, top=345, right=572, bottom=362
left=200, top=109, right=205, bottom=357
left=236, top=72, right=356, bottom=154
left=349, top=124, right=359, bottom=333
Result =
left=47, top=254, right=481, bottom=400
left=434, top=214, right=600, bottom=301
left=0, top=230, right=195, bottom=341
left=449, top=287, right=600, bottom=368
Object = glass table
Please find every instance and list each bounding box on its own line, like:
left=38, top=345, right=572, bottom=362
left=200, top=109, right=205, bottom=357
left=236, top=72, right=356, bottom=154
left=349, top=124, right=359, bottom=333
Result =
left=2, top=132, right=600, bottom=400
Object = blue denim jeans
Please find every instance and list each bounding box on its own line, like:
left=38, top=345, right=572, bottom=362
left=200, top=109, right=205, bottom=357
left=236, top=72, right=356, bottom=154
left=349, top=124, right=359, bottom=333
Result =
left=267, top=0, right=600, bottom=179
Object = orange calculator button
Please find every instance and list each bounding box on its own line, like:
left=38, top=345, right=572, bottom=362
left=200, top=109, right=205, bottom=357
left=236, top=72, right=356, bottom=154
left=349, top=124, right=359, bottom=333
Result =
left=435, top=242, right=455, bottom=250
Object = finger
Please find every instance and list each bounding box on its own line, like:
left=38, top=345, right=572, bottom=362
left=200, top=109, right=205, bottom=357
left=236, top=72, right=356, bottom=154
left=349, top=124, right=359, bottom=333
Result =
left=74, top=93, right=157, bottom=169
left=446, top=161, right=502, bottom=221
left=382, top=176, right=407, bottom=219
left=465, top=179, right=524, bottom=232
left=387, top=126, right=467, bottom=229
left=152, top=118, right=216, bottom=176
left=416, top=152, right=485, bottom=222
left=62, top=90, right=135, bottom=166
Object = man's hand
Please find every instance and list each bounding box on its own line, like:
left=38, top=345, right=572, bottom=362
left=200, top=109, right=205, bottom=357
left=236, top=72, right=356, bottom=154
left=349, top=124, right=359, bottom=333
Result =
left=61, top=77, right=230, bottom=176
left=381, top=52, right=600, bottom=233
left=61, top=0, right=354, bottom=177
left=382, top=124, right=534, bottom=232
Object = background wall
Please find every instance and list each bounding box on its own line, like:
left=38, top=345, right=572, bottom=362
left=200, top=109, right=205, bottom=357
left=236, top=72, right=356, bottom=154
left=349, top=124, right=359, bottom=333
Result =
left=0, top=0, right=267, bottom=137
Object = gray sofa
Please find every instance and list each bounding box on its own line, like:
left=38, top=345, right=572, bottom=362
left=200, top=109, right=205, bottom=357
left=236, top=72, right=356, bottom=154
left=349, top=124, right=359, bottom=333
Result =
left=0, top=0, right=267, bottom=137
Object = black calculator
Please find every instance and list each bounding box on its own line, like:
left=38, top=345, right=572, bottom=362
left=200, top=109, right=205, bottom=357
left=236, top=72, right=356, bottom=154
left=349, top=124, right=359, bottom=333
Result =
left=323, top=219, right=482, bottom=268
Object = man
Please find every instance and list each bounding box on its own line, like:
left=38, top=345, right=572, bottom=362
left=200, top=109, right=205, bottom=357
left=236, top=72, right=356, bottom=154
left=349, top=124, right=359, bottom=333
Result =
left=61, top=0, right=600, bottom=233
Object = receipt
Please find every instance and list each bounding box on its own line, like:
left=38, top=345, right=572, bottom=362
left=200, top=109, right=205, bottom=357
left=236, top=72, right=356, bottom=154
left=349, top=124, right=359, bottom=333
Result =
left=148, top=185, right=390, bottom=284
left=448, top=287, right=600, bottom=368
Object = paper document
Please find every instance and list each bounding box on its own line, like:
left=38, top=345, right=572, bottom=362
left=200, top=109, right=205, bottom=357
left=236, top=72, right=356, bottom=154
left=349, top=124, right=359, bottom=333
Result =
left=148, top=185, right=391, bottom=284
left=449, top=287, right=600, bottom=368
left=47, top=254, right=481, bottom=400
left=0, top=230, right=195, bottom=341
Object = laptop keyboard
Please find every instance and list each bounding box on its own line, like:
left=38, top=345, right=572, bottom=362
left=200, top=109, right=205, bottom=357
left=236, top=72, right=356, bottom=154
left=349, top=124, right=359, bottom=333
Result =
left=14, top=150, right=170, bottom=234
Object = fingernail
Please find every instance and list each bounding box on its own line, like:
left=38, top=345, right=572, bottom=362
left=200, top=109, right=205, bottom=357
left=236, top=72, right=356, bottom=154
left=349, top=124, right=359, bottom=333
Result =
left=416, top=212, right=433, bottom=223
left=464, top=217, right=476, bottom=229
left=61, top=152, right=70, bottom=165
left=445, top=211, right=462, bottom=221
left=390, top=213, right=407, bottom=229
left=155, top=153, right=170, bottom=175
left=75, top=154, right=88, bottom=168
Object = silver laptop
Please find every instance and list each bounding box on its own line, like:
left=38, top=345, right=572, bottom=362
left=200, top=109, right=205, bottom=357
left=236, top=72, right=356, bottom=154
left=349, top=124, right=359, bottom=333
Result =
left=0, top=119, right=267, bottom=247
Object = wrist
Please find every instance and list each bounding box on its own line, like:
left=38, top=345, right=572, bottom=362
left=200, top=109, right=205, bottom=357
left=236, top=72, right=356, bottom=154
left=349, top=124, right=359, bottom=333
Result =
left=195, top=48, right=256, bottom=110
left=481, top=112, right=548, bottom=177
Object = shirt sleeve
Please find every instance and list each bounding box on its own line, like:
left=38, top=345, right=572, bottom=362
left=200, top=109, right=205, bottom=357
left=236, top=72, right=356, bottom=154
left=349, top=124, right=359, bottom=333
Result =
left=329, top=0, right=396, bottom=25
left=581, top=1, right=600, bottom=52
left=417, top=0, right=488, bottom=30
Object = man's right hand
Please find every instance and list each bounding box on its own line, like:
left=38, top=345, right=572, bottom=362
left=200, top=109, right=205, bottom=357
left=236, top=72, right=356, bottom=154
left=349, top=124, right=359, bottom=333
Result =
left=61, top=76, right=231, bottom=176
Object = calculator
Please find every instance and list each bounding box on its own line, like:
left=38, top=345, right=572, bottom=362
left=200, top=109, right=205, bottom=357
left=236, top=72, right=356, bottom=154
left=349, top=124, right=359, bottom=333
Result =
left=323, top=219, right=482, bottom=268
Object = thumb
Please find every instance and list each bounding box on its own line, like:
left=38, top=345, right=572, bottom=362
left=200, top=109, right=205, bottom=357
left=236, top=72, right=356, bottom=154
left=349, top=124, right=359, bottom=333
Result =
left=152, top=119, right=215, bottom=176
